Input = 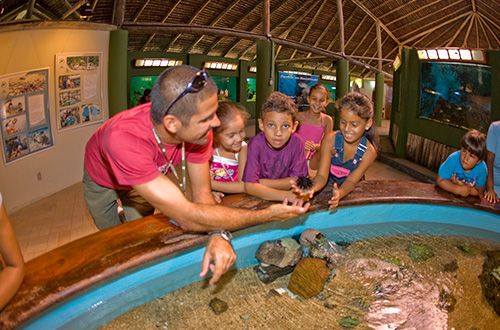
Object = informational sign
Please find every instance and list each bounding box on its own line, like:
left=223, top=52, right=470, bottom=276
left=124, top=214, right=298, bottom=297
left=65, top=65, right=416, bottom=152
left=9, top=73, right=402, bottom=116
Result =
left=55, top=53, right=103, bottom=130
left=0, top=68, right=53, bottom=164
left=278, top=71, right=319, bottom=111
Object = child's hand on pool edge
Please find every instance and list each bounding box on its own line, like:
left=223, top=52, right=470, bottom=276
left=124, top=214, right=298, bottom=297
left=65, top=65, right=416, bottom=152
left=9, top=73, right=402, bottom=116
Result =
left=200, top=235, right=236, bottom=285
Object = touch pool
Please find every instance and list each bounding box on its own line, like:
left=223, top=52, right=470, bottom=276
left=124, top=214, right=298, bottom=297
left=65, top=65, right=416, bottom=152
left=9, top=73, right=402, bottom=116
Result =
left=0, top=181, right=498, bottom=329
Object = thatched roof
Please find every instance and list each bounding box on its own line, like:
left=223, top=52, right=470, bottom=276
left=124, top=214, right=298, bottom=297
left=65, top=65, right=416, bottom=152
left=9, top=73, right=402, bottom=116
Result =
left=1, top=0, right=498, bottom=77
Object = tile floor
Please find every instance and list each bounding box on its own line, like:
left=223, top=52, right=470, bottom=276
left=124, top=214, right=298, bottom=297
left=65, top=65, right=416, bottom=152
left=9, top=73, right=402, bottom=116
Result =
left=9, top=120, right=417, bottom=261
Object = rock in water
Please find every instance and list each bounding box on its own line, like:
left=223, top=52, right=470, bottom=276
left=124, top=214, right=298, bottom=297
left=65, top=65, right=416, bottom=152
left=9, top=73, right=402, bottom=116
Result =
left=288, top=257, right=329, bottom=299
left=479, top=250, right=500, bottom=315
left=209, top=297, right=228, bottom=315
left=255, top=238, right=303, bottom=268
left=299, top=229, right=345, bottom=268
left=254, top=264, right=295, bottom=284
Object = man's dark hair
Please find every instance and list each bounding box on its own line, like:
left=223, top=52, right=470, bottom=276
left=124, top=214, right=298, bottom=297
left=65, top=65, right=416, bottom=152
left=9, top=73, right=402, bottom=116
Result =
left=461, top=129, right=486, bottom=160
left=150, top=65, right=217, bottom=125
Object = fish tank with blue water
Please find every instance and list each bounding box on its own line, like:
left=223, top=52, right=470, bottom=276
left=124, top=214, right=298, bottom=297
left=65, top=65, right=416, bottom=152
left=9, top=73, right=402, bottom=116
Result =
left=419, top=62, right=492, bottom=133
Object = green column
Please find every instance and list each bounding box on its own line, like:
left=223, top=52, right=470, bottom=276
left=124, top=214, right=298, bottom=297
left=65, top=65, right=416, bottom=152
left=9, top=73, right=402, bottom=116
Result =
left=256, top=39, right=274, bottom=133
left=108, top=29, right=128, bottom=117
left=394, top=48, right=409, bottom=157
left=374, top=72, right=384, bottom=126
left=335, top=59, right=349, bottom=129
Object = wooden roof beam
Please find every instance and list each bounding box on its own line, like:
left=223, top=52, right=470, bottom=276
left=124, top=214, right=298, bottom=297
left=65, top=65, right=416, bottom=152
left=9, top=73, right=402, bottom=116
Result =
left=345, top=15, right=368, bottom=50
left=401, top=11, right=470, bottom=45
left=325, top=6, right=359, bottom=52
left=225, top=0, right=305, bottom=58
left=141, top=0, right=182, bottom=51
left=62, top=0, right=88, bottom=20
left=446, top=14, right=473, bottom=46
left=421, top=19, right=461, bottom=47
left=477, top=14, right=500, bottom=46
left=350, top=0, right=401, bottom=45
left=477, top=11, right=500, bottom=32
left=462, top=13, right=476, bottom=47
left=289, top=0, right=328, bottom=59
left=168, top=1, right=212, bottom=50
left=474, top=14, right=479, bottom=48
left=388, top=0, right=453, bottom=29
left=132, top=0, right=150, bottom=22
left=476, top=14, right=492, bottom=48
left=0, top=4, right=27, bottom=22
left=25, top=0, right=36, bottom=19
left=206, top=1, right=264, bottom=54
left=186, top=0, right=240, bottom=53
left=398, top=9, right=469, bottom=41
left=273, top=0, right=319, bottom=58
left=350, top=24, right=374, bottom=55
left=306, top=10, right=338, bottom=57
left=378, top=0, right=417, bottom=20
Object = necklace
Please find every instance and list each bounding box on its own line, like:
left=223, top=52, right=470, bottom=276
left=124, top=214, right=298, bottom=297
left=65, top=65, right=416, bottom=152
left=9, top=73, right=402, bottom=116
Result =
left=152, top=127, right=186, bottom=193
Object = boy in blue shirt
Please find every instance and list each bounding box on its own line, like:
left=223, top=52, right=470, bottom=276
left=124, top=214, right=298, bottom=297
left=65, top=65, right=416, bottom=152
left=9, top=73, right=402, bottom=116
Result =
left=437, top=130, right=487, bottom=197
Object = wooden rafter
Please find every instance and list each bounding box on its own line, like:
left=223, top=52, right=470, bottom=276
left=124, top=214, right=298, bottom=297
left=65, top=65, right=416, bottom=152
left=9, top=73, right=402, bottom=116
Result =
left=388, top=0, right=449, bottom=29
left=477, top=11, right=500, bottom=32
left=62, top=0, right=88, bottom=20
left=272, top=0, right=319, bottom=58
left=359, top=35, right=389, bottom=76
left=476, top=14, right=492, bottom=48
left=132, top=0, right=150, bottom=22
left=167, top=1, right=213, bottom=50
left=350, top=0, right=401, bottom=45
left=462, top=13, right=476, bottom=47
left=474, top=14, right=479, bottom=48
left=471, top=0, right=477, bottom=12
left=398, top=8, right=469, bottom=41
left=141, top=0, right=182, bottom=51
left=240, top=0, right=317, bottom=59
left=477, top=14, right=500, bottom=46
left=446, top=13, right=473, bottom=46
left=476, top=0, right=500, bottom=28
left=421, top=19, right=461, bottom=47
left=402, top=11, right=470, bottom=45
left=186, top=0, right=240, bottom=53
left=26, top=0, right=36, bottom=19
left=205, top=2, right=263, bottom=54
left=289, top=0, right=328, bottom=59
left=306, top=9, right=338, bottom=58
left=378, top=0, right=418, bottom=20
left=350, top=23, right=374, bottom=55
left=0, top=4, right=27, bottom=22
left=222, top=0, right=294, bottom=57
left=325, top=6, right=359, bottom=52
left=345, top=15, right=368, bottom=50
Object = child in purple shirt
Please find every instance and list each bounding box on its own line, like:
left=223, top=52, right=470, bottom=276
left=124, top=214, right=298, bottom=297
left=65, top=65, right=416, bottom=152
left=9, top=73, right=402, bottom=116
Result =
left=243, top=92, right=308, bottom=201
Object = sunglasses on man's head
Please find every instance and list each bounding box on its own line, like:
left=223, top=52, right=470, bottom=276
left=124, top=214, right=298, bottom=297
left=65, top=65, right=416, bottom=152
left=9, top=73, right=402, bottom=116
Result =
left=163, top=67, right=209, bottom=116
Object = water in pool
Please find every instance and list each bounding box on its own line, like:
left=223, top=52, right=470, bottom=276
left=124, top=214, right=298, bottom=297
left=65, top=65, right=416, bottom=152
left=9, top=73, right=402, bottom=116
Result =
left=103, top=232, right=500, bottom=330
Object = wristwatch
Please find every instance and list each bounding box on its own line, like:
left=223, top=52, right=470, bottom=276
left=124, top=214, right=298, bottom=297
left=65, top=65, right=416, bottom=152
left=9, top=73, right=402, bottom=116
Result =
left=209, top=230, right=233, bottom=242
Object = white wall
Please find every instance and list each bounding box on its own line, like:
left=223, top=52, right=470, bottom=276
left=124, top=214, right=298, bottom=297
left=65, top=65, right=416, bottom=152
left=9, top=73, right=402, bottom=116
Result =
left=0, top=24, right=112, bottom=213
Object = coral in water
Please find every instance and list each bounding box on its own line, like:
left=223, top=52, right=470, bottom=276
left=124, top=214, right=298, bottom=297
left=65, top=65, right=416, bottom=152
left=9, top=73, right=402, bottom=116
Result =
left=407, top=242, right=434, bottom=262
left=337, top=316, right=360, bottom=328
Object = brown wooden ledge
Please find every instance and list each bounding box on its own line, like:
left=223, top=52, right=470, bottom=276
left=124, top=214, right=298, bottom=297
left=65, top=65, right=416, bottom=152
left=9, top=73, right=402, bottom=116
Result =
left=0, top=181, right=498, bottom=328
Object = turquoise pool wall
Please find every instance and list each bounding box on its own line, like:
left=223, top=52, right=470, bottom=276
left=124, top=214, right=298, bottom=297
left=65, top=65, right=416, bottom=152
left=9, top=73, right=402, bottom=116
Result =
left=23, top=204, right=500, bottom=329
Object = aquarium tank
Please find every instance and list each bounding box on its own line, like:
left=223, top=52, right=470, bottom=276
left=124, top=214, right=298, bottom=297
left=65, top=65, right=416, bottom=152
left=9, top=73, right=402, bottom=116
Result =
left=419, top=62, right=492, bottom=133
left=212, top=76, right=237, bottom=102
left=130, top=76, right=157, bottom=107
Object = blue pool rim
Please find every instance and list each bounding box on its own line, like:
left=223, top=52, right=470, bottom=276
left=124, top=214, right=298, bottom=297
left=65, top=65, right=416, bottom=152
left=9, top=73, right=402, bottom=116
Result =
left=22, top=203, right=500, bottom=329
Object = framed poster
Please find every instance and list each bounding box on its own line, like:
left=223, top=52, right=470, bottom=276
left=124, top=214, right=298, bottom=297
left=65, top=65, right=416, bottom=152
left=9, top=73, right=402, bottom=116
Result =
left=278, top=71, right=319, bottom=111
left=0, top=68, right=53, bottom=164
left=55, top=53, right=103, bottom=130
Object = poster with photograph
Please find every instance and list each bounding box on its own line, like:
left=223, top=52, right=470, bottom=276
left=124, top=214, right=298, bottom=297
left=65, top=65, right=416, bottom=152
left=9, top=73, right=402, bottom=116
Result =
left=0, top=68, right=53, bottom=164
left=55, top=53, right=103, bottom=130
left=278, top=71, right=319, bottom=111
